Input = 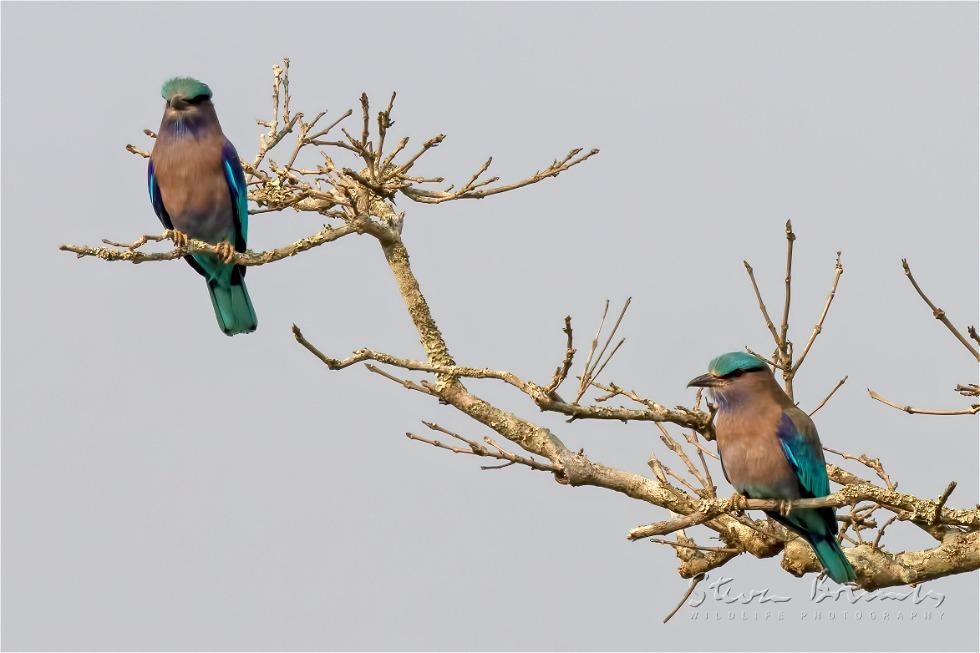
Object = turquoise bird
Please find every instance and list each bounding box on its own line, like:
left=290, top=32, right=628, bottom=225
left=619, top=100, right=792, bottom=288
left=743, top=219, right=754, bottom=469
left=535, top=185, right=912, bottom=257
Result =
left=148, top=77, right=256, bottom=335
left=687, top=352, right=856, bottom=583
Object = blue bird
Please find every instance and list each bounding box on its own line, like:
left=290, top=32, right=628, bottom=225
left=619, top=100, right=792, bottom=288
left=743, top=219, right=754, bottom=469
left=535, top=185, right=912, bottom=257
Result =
left=687, top=352, right=856, bottom=583
left=148, top=77, right=256, bottom=335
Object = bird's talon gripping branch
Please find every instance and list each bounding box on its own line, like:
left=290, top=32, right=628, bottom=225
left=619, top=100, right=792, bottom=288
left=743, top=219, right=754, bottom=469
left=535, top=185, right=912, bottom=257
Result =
left=730, top=493, right=748, bottom=515
left=779, top=500, right=793, bottom=517
left=167, top=229, right=187, bottom=249
left=215, top=241, right=236, bottom=264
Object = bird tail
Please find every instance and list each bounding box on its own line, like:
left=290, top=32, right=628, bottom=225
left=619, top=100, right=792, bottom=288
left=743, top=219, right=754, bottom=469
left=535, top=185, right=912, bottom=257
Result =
left=206, top=268, right=257, bottom=336
left=808, top=532, right=857, bottom=584
left=770, top=509, right=857, bottom=584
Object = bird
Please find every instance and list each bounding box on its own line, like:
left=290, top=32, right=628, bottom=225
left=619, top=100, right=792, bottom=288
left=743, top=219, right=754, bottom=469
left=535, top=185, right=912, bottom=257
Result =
left=147, top=77, right=256, bottom=336
left=687, top=352, right=856, bottom=583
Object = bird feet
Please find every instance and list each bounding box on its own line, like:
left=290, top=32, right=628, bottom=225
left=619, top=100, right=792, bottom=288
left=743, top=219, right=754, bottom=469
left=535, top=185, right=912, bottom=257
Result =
left=167, top=229, right=188, bottom=249
left=777, top=499, right=794, bottom=517
left=729, top=493, right=748, bottom=516
left=214, top=241, right=236, bottom=264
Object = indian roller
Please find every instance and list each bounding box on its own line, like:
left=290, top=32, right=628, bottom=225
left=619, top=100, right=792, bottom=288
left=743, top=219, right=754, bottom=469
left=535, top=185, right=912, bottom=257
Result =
left=687, top=352, right=857, bottom=583
left=148, top=77, right=257, bottom=335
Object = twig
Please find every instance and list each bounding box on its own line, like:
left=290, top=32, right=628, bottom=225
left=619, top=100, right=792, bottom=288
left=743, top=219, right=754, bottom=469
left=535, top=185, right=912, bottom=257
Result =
left=839, top=514, right=877, bottom=528
left=662, top=574, right=706, bottom=624
left=779, top=219, right=796, bottom=353
left=574, top=298, right=631, bottom=404
left=406, top=422, right=559, bottom=473
left=793, top=252, right=843, bottom=374
left=100, top=232, right=173, bottom=250
left=628, top=499, right=741, bottom=541
left=743, top=260, right=780, bottom=346
left=867, top=389, right=980, bottom=416
left=932, top=482, right=957, bottom=525
left=396, top=134, right=445, bottom=175
left=809, top=375, right=848, bottom=416
left=308, top=109, right=354, bottom=143
left=871, top=514, right=901, bottom=550
left=824, top=446, right=895, bottom=490
left=902, top=259, right=979, bottom=360
left=575, top=300, right=609, bottom=403
left=364, top=363, right=434, bottom=395
left=544, top=316, right=576, bottom=394
left=745, top=347, right=787, bottom=371
left=402, top=148, right=598, bottom=204
left=649, top=538, right=740, bottom=554
left=656, top=424, right=710, bottom=493
left=61, top=223, right=358, bottom=266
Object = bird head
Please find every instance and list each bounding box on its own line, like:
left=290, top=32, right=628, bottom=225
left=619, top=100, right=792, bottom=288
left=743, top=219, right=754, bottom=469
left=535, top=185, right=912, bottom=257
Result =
left=686, top=352, right=769, bottom=400
left=161, top=77, right=213, bottom=113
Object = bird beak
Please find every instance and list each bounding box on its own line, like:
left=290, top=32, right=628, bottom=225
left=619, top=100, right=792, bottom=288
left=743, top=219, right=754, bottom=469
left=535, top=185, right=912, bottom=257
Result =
left=686, top=373, right=721, bottom=388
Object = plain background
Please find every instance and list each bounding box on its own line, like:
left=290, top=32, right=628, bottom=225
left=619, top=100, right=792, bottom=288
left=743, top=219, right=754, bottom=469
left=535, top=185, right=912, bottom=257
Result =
left=2, top=2, right=978, bottom=651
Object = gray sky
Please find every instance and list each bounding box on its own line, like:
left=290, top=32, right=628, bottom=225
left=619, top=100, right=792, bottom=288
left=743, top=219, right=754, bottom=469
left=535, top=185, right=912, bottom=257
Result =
left=3, top=2, right=978, bottom=651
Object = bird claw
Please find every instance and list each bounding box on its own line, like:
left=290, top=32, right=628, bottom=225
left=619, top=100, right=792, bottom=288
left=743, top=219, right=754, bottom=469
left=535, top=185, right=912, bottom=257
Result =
left=168, top=229, right=188, bottom=249
left=215, top=241, right=236, bottom=264
left=778, top=500, right=793, bottom=517
left=730, top=493, right=748, bottom=516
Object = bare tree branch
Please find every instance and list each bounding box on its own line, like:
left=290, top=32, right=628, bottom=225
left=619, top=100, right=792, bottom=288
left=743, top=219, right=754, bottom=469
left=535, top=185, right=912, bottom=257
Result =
left=60, top=223, right=359, bottom=266
left=401, top=148, right=599, bottom=204
left=406, top=422, right=560, bottom=473
left=793, top=252, right=843, bottom=374
left=544, top=316, right=576, bottom=394
left=901, top=259, right=979, bottom=360
left=809, top=375, right=848, bottom=416
left=662, top=573, right=706, bottom=624
left=779, top=219, right=795, bottom=368
left=743, top=260, right=780, bottom=345
left=866, top=389, right=980, bottom=416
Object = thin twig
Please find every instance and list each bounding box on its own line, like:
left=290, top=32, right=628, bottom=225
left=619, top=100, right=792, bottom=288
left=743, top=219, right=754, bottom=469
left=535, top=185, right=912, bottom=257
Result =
left=743, top=261, right=780, bottom=345
left=779, top=219, right=796, bottom=352
left=867, top=389, right=980, bottom=416
left=405, top=422, right=560, bottom=473
left=809, top=375, right=848, bottom=416
left=793, top=252, right=844, bottom=373
left=649, top=539, right=740, bottom=554
left=932, top=482, right=957, bottom=524
left=662, top=574, right=706, bottom=624
left=902, top=259, right=979, bottom=360
left=574, top=300, right=609, bottom=404
left=364, top=363, right=434, bottom=395
left=545, top=316, right=576, bottom=394
left=574, top=298, right=631, bottom=403
left=871, top=514, right=901, bottom=550
left=824, top=446, right=895, bottom=490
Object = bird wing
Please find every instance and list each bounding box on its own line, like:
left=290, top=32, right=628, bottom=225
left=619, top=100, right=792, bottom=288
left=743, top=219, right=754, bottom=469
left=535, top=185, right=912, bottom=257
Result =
left=220, top=140, right=248, bottom=253
left=775, top=407, right=830, bottom=499
left=147, top=159, right=173, bottom=230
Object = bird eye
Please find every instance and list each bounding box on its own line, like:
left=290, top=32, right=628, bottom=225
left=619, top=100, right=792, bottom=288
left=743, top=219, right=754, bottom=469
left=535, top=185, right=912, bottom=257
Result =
left=728, top=369, right=744, bottom=378
left=187, top=94, right=210, bottom=105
